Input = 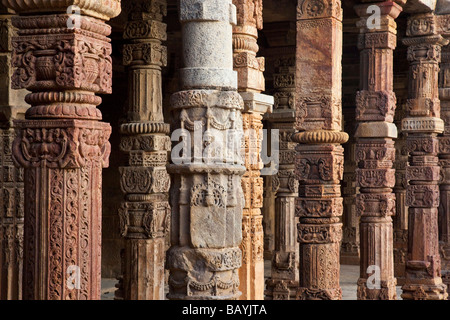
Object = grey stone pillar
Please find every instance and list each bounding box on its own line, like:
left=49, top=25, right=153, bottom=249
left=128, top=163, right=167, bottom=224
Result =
left=166, top=0, right=245, bottom=300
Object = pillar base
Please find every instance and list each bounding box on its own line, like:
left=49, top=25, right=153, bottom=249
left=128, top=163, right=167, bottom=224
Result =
left=265, top=279, right=299, bottom=300
left=296, top=287, right=342, bottom=300
left=401, top=282, right=448, bottom=300
left=167, top=246, right=242, bottom=300
left=357, top=278, right=397, bottom=300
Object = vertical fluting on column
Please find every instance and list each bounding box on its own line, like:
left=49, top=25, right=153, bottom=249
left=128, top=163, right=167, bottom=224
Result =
left=437, top=14, right=450, bottom=297
left=232, top=0, right=273, bottom=301
left=0, top=5, right=27, bottom=300
left=265, top=54, right=300, bottom=300
left=293, top=0, right=348, bottom=300
left=353, top=1, right=401, bottom=300
left=118, top=0, right=170, bottom=300
left=166, top=0, right=245, bottom=300
left=2, top=0, right=121, bottom=299
left=401, top=12, right=448, bottom=300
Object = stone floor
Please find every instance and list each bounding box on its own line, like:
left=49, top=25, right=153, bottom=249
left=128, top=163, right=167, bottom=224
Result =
left=101, top=261, right=403, bottom=300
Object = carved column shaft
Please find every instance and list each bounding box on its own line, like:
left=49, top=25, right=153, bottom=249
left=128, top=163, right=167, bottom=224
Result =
left=119, top=0, right=170, bottom=300
left=401, top=12, right=448, bottom=300
left=354, top=1, right=401, bottom=300
left=341, top=18, right=360, bottom=266
left=0, top=5, right=27, bottom=300
left=166, top=0, right=245, bottom=300
left=265, top=53, right=300, bottom=300
left=232, top=0, right=273, bottom=301
left=393, top=102, right=409, bottom=285
left=437, top=14, right=450, bottom=298
left=294, top=0, right=348, bottom=300
left=2, top=0, right=120, bottom=299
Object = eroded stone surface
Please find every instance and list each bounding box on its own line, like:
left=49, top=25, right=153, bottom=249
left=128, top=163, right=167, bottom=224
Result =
left=401, top=12, right=448, bottom=300
left=232, top=0, right=273, bottom=301
left=117, top=0, right=170, bottom=301
left=166, top=0, right=245, bottom=300
left=354, top=1, right=401, bottom=300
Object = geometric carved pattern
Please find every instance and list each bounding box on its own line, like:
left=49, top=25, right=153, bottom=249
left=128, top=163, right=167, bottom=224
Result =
left=353, top=1, right=401, bottom=300
left=119, top=0, right=170, bottom=301
left=401, top=12, right=448, bottom=300
left=294, top=0, right=346, bottom=300
left=2, top=1, right=120, bottom=299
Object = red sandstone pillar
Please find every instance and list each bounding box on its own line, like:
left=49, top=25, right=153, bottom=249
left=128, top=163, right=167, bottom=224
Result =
left=119, top=0, right=170, bottom=300
left=401, top=11, right=448, bottom=300
left=265, top=53, right=300, bottom=300
left=232, top=0, right=273, bottom=301
left=0, top=4, right=28, bottom=300
left=354, top=1, right=402, bottom=300
left=437, top=13, right=450, bottom=298
left=294, top=0, right=348, bottom=300
left=2, top=0, right=121, bottom=299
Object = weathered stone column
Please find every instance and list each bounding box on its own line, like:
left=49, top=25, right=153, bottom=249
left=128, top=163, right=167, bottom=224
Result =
left=166, top=0, right=245, bottom=300
left=437, top=13, right=450, bottom=297
left=265, top=54, right=299, bottom=300
left=0, top=4, right=27, bottom=300
left=401, top=12, right=448, bottom=300
left=393, top=101, right=409, bottom=286
left=294, top=0, right=348, bottom=300
left=2, top=0, right=120, bottom=299
left=118, top=0, right=170, bottom=300
left=232, top=0, right=273, bottom=301
left=353, top=1, right=401, bottom=300
left=341, top=17, right=360, bottom=266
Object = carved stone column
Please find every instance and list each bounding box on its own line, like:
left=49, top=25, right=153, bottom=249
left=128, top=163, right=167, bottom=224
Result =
left=260, top=21, right=297, bottom=263
left=118, top=0, right=170, bottom=300
left=232, top=0, right=273, bottom=301
left=393, top=101, right=409, bottom=286
left=401, top=12, right=448, bottom=300
left=265, top=54, right=299, bottom=300
left=2, top=0, right=120, bottom=299
left=437, top=14, right=450, bottom=298
left=294, top=0, right=348, bottom=300
left=166, top=0, right=245, bottom=300
left=341, top=17, right=361, bottom=266
left=0, top=5, right=27, bottom=300
left=353, top=1, right=401, bottom=300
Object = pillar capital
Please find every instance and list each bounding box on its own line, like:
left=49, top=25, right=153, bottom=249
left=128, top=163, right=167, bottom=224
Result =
left=296, top=0, right=343, bottom=21
left=1, top=0, right=121, bottom=21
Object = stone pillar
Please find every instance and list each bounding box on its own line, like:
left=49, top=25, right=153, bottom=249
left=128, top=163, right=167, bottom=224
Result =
left=0, top=4, right=27, bottom=300
left=393, top=101, right=409, bottom=286
left=265, top=54, right=299, bottom=300
left=118, top=0, right=170, bottom=300
left=166, top=0, right=245, bottom=300
left=341, top=17, right=361, bottom=266
left=260, top=21, right=297, bottom=263
left=2, top=0, right=120, bottom=299
left=353, top=1, right=401, bottom=300
left=232, top=0, right=273, bottom=301
left=437, top=14, right=450, bottom=297
left=401, top=12, right=448, bottom=300
left=294, top=0, right=348, bottom=300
